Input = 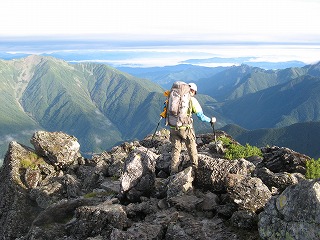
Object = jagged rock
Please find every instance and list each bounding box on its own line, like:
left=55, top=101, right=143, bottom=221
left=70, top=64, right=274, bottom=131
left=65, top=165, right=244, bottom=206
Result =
left=231, top=210, right=258, bottom=229
left=29, top=178, right=64, bottom=209
left=25, top=198, right=97, bottom=238
left=195, top=154, right=255, bottom=192
left=140, top=129, right=170, bottom=149
left=110, top=222, right=165, bottom=239
left=258, top=179, right=320, bottom=240
left=25, top=167, right=42, bottom=189
left=100, top=178, right=121, bottom=194
left=30, top=131, right=81, bottom=169
left=64, top=174, right=82, bottom=198
left=169, top=194, right=203, bottom=212
left=37, top=159, right=57, bottom=177
left=67, top=202, right=128, bottom=239
left=125, top=197, right=159, bottom=220
left=216, top=203, right=238, bottom=218
left=246, top=155, right=263, bottom=166
left=260, top=146, right=310, bottom=174
left=106, top=143, right=133, bottom=178
left=0, top=130, right=316, bottom=239
left=90, top=151, right=111, bottom=176
left=167, top=166, right=194, bottom=200
left=156, top=152, right=171, bottom=174
left=254, top=166, right=305, bottom=194
left=76, top=164, right=102, bottom=192
left=196, top=190, right=220, bottom=211
left=86, top=236, right=104, bottom=240
left=152, top=177, right=170, bottom=199
left=76, top=152, right=111, bottom=192
left=0, top=142, right=42, bottom=239
left=225, top=173, right=272, bottom=212
left=29, top=171, right=81, bottom=209
left=120, top=147, right=158, bottom=202
left=165, top=214, right=241, bottom=240
left=198, top=131, right=239, bottom=156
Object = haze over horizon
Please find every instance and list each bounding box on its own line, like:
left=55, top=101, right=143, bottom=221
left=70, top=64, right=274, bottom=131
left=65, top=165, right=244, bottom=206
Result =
left=1, top=0, right=320, bottom=67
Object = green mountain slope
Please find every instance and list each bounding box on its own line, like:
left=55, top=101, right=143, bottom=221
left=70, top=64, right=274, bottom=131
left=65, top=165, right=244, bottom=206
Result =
left=218, top=75, right=320, bottom=129
left=0, top=55, right=170, bottom=159
left=0, top=58, right=40, bottom=132
left=19, top=58, right=123, bottom=155
left=303, top=61, right=320, bottom=76
left=117, top=64, right=226, bottom=89
left=198, top=65, right=264, bottom=100
left=221, top=122, right=320, bottom=159
left=1, top=56, right=320, bottom=164
left=199, top=64, right=308, bottom=101
left=0, top=58, right=44, bottom=158
left=0, top=55, right=221, bottom=163
left=74, top=62, right=166, bottom=139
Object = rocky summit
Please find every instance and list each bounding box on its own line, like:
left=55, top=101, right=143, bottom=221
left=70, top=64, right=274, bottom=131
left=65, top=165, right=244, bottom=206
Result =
left=0, top=130, right=319, bottom=240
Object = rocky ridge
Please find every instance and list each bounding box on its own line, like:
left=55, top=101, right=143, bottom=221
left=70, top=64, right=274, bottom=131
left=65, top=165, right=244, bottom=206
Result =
left=0, top=130, right=319, bottom=240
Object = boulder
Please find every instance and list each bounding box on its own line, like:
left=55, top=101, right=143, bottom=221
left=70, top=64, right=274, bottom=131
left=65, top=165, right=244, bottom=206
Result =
left=166, top=166, right=194, bottom=200
left=0, top=142, right=43, bottom=239
left=67, top=202, right=128, bottom=239
left=31, top=131, right=81, bottom=169
left=225, top=174, right=272, bottom=212
left=260, top=146, right=310, bottom=174
left=255, top=166, right=305, bottom=194
left=120, top=147, right=158, bottom=202
left=231, top=210, right=258, bottom=229
left=258, top=179, right=320, bottom=239
left=0, top=130, right=316, bottom=240
left=195, top=154, right=255, bottom=192
left=165, top=214, right=241, bottom=240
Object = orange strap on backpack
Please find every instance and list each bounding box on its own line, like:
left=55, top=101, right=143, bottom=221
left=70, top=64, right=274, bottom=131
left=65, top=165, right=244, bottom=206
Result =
left=159, top=90, right=170, bottom=118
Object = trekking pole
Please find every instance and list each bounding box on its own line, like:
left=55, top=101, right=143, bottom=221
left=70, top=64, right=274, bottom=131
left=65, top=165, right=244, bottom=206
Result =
left=142, top=117, right=163, bottom=158
left=212, top=123, right=218, bottom=153
left=150, top=117, right=163, bottom=143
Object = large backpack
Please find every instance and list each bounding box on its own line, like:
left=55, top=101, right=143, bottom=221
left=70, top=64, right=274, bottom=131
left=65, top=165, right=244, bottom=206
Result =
left=166, top=81, right=192, bottom=127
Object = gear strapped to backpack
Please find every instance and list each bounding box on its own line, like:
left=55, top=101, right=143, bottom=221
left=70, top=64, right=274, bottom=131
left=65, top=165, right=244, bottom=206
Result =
left=166, top=81, right=193, bottom=127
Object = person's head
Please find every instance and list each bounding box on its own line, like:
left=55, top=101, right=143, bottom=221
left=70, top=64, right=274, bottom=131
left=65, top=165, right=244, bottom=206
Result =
left=189, top=83, right=197, bottom=96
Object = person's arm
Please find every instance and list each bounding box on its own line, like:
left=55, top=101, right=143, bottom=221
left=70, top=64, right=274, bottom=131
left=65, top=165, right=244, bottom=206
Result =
left=196, top=112, right=211, bottom=122
left=190, top=97, right=211, bottom=123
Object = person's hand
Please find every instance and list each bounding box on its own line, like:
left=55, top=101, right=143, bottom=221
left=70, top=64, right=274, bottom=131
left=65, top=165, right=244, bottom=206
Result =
left=210, top=117, right=216, bottom=126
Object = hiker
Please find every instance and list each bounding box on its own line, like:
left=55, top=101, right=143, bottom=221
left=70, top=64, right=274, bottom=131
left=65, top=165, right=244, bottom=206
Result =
left=165, top=81, right=216, bottom=175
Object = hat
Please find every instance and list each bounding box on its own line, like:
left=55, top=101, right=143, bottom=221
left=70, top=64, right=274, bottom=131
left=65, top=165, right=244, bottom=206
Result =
left=188, top=83, right=198, bottom=94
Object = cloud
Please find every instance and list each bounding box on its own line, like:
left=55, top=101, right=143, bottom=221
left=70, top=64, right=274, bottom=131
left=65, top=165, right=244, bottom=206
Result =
left=1, top=0, right=320, bottom=44
left=1, top=40, right=320, bottom=67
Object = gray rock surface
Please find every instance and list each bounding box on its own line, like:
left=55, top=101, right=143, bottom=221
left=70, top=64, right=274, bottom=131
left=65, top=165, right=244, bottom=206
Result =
left=258, top=179, right=320, bottom=240
left=30, top=131, right=81, bottom=169
left=0, top=130, right=317, bottom=240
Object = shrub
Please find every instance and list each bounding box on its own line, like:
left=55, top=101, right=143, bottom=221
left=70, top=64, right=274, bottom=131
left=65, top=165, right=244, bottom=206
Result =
left=218, top=136, right=262, bottom=160
left=305, top=158, right=320, bottom=179
left=20, top=152, right=45, bottom=170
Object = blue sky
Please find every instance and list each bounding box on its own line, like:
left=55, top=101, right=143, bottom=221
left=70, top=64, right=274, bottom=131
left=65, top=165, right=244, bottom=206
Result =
left=1, top=0, right=320, bottom=67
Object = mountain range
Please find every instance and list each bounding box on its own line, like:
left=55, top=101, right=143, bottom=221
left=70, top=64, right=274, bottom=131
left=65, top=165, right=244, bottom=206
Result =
left=0, top=55, right=216, bottom=161
left=0, top=55, right=164, bottom=158
left=117, top=65, right=227, bottom=89
left=0, top=55, right=320, bottom=163
left=116, top=61, right=320, bottom=158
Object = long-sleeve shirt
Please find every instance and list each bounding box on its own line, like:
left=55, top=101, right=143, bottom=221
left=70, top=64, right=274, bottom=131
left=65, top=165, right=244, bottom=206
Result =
left=190, top=97, right=211, bottom=123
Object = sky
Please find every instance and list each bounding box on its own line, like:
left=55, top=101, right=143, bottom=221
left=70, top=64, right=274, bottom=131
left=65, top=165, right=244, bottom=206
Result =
left=1, top=0, right=320, bottom=66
